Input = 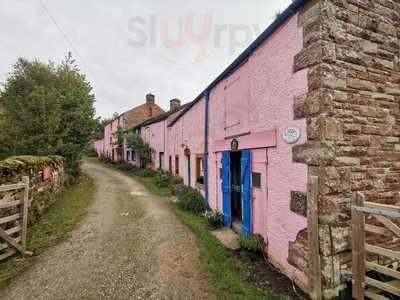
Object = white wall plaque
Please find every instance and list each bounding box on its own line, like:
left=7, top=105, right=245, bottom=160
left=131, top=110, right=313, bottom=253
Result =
left=283, top=126, right=301, bottom=144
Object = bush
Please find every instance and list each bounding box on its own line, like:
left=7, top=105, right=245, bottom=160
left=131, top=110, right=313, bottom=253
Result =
left=115, top=161, right=135, bottom=172
left=99, top=155, right=112, bottom=164
left=154, top=170, right=183, bottom=188
left=203, top=210, right=223, bottom=228
left=153, top=170, right=171, bottom=188
left=238, top=234, right=265, bottom=253
left=134, top=168, right=157, bottom=177
left=29, top=189, right=59, bottom=224
left=82, top=144, right=97, bottom=157
left=176, top=185, right=205, bottom=215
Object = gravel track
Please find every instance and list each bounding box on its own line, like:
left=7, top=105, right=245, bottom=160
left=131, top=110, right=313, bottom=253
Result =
left=1, top=162, right=213, bottom=300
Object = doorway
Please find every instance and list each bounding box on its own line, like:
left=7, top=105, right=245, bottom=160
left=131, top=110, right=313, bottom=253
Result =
left=185, top=154, right=191, bottom=186
left=221, top=149, right=252, bottom=236
left=230, top=151, right=242, bottom=222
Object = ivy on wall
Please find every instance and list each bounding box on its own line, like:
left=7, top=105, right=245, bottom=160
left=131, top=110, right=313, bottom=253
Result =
left=125, top=131, right=153, bottom=168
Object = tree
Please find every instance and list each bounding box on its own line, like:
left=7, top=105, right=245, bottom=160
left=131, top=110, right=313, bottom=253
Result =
left=0, top=53, right=96, bottom=180
left=116, top=126, right=125, bottom=160
left=93, top=117, right=112, bottom=140
left=125, top=131, right=153, bottom=168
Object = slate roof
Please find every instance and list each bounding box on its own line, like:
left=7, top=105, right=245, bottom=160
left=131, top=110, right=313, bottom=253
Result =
left=133, top=102, right=192, bottom=130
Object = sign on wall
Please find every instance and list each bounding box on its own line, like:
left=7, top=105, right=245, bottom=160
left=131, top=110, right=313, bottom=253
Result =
left=231, top=139, right=239, bottom=151
left=43, top=167, right=52, bottom=180
left=282, top=126, right=301, bottom=144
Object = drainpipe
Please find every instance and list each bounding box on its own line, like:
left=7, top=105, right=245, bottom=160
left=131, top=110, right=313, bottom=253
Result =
left=203, top=90, right=210, bottom=209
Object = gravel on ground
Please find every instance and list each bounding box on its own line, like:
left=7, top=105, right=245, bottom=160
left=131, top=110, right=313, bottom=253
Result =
left=1, top=162, right=213, bottom=300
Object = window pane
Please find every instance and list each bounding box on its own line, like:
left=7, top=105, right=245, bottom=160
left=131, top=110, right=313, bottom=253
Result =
left=252, top=172, right=261, bottom=188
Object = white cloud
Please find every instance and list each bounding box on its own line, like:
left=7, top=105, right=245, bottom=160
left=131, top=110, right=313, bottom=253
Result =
left=0, top=0, right=292, bottom=118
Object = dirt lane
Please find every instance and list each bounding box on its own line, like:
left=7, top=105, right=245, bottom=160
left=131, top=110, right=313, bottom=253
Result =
left=2, top=162, right=213, bottom=300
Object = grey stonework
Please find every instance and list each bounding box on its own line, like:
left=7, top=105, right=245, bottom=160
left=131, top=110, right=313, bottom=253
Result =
left=0, top=156, right=64, bottom=229
left=289, top=0, right=400, bottom=298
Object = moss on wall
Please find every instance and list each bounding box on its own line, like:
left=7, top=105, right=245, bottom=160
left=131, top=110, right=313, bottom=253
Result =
left=0, top=156, right=63, bottom=176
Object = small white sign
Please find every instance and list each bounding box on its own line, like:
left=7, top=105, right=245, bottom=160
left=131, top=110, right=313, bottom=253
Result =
left=283, top=126, right=301, bottom=144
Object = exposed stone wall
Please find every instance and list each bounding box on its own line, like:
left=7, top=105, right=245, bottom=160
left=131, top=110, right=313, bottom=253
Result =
left=290, top=0, right=400, bottom=298
left=0, top=156, right=64, bottom=225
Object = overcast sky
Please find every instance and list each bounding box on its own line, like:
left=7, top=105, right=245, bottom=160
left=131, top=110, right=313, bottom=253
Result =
left=0, top=0, right=292, bottom=118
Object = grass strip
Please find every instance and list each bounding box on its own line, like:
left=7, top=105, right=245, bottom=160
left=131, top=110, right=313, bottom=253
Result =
left=169, top=203, right=290, bottom=300
left=0, top=175, right=95, bottom=287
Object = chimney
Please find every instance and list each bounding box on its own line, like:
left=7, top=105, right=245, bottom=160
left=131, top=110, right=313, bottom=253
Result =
left=146, top=93, right=155, bottom=105
left=170, top=98, right=181, bottom=111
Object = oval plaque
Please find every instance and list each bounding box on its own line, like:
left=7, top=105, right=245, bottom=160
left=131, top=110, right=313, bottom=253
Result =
left=283, top=126, right=301, bottom=144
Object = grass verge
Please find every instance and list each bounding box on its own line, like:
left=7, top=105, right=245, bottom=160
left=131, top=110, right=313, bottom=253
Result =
left=170, top=203, right=290, bottom=300
left=0, top=175, right=95, bottom=288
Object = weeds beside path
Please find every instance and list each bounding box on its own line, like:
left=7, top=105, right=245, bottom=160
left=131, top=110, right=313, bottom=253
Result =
left=0, top=174, right=95, bottom=288
left=170, top=205, right=293, bottom=300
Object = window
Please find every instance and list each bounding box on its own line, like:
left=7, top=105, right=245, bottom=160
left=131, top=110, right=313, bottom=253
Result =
left=196, top=155, right=204, bottom=185
left=159, top=152, right=164, bottom=169
left=127, top=151, right=131, bottom=161
left=132, top=151, right=136, bottom=161
left=252, top=172, right=261, bottom=188
left=175, top=155, right=179, bottom=175
left=169, top=156, right=172, bottom=172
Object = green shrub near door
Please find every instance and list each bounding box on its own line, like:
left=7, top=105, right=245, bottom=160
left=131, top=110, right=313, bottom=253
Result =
left=176, top=185, right=205, bottom=215
left=238, top=234, right=265, bottom=253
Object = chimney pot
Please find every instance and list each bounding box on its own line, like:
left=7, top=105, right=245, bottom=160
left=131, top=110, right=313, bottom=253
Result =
left=170, top=98, right=181, bottom=111
left=146, top=93, right=155, bottom=105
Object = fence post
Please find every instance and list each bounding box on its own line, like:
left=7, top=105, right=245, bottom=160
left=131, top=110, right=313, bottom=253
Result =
left=21, top=176, right=29, bottom=251
left=352, top=192, right=366, bottom=300
left=308, top=175, right=322, bottom=300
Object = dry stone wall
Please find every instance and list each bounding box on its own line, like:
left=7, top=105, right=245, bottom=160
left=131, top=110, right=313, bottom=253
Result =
left=290, top=0, right=400, bottom=298
left=0, top=156, right=64, bottom=225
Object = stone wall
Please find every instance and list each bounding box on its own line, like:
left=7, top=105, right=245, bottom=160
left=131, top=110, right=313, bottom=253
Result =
left=290, top=0, right=400, bottom=298
left=0, top=156, right=64, bottom=225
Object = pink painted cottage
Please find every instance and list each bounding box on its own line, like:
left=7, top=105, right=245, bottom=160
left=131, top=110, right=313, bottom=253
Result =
left=93, top=94, right=165, bottom=161
left=164, top=6, right=308, bottom=290
left=132, top=99, right=189, bottom=169
left=129, top=2, right=309, bottom=291
left=100, top=0, right=400, bottom=297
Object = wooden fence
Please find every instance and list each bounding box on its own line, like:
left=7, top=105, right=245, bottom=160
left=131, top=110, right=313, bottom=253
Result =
left=308, top=175, right=322, bottom=300
left=0, top=176, right=32, bottom=261
left=351, top=191, right=400, bottom=299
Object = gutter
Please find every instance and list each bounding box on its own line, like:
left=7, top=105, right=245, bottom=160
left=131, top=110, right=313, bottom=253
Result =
left=203, top=90, right=210, bottom=208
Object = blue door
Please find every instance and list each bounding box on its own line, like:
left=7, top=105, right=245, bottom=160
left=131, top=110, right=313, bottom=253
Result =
left=241, top=150, right=251, bottom=236
left=221, top=151, right=231, bottom=225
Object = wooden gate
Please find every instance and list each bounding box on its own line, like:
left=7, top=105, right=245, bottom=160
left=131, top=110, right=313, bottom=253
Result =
left=0, top=176, right=32, bottom=261
left=351, top=192, right=400, bottom=299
